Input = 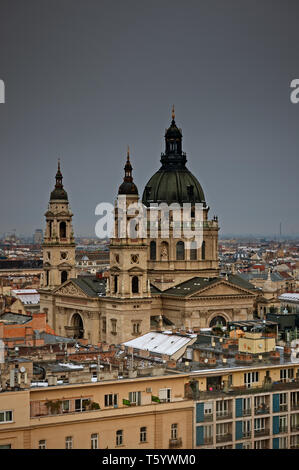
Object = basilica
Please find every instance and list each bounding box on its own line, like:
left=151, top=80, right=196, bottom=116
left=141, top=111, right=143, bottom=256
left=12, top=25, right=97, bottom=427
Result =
left=39, top=110, right=260, bottom=344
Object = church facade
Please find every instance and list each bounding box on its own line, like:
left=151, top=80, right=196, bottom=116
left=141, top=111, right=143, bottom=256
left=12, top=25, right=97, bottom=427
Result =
left=39, top=111, right=259, bottom=344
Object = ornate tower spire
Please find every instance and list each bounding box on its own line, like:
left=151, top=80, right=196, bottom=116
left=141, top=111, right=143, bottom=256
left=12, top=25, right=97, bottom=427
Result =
left=161, top=106, right=185, bottom=169
left=50, top=159, right=68, bottom=201
left=118, top=148, right=138, bottom=195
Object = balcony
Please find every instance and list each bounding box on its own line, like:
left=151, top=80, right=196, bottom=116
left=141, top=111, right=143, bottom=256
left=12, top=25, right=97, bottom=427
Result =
left=254, top=406, right=270, bottom=416
left=279, top=426, right=288, bottom=434
left=169, top=437, right=182, bottom=449
left=291, top=403, right=299, bottom=411
left=279, top=405, right=288, bottom=412
left=216, top=412, right=232, bottom=421
left=242, top=431, right=252, bottom=439
left=203, top=437, right=213, bottom=445
left=243, top=409, right=252, bottom=417
left=291, top=424, right=299, bottom=432
left=254, top=429, right=270, bottom=438
left=216, top=433, right=232, bottom=444
left=204, top=414, right=213, bottom=422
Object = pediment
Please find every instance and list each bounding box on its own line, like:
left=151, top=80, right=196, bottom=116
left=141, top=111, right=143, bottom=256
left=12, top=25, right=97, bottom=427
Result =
left=128, top=266, right=145, bottom=273
left=57, top=261, right=72, bottom=268
left=190, top=280, right=256, bottom=298
left=110, top=265, right=121, bottom=272
left=53, top=280, right=88, bottom=298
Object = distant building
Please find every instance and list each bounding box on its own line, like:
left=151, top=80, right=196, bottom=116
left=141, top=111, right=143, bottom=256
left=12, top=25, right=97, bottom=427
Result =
left=33, top=229, right=43, bottom=245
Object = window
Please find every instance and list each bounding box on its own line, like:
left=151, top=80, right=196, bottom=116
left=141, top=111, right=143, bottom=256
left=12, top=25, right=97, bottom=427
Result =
left=243, top=397, right=251, bottom=415
left=132, top=276, right=139, bottom=294
left=280, top=368, right=294, bottom=382
left=111, top=319, right=117, bottom=335
left=171, top=424, right=178, bottom=439
left=279, top=415, right=288, bottom=432
left=242, top=420, right=251, bottom=438
left=216, top=400, right=229, bottom=418
left=61, top=271, right=68, bottom=283
left=62, top=400, right=70, bottom=413
left=60, top=221, right=67, bottom=238
left=116, top=430, right=123, bottom=446
left=114, top=276, right=118, bottom=294
left=38, top=440, right=46, bottom=449
left=203, top=425, right=213, bottom=443
left=254, top=439, right=268, bottom=449
left=104, top=394, right=118, bottom=407
left=91, top=433, right=98, bottom=449
left=204, top=402, right=213, bottom=419
left=0, top=410, right=13, bottom=423
left=254, top=395, right=268, bottom=414
left=291, top=392, right=299, bottom=410
left=150, top=241, right=156, bottom=260
left=190, top=241, right=197, bottom=260
left=244, top=371, right=259, bottom=388
left=129, top=391, right=141, bottom=406
left=201, top=241, right=206, bottom=260
left=243, top=442, right=251, bottom=449
left=159, top=388, right=171, bottom=402
left=140, top=427, right=147, bottom=443
left=279, top=436, right=288, bottom=449
left=102, top=317, right=106, bottom=333
left=132, top=323, right=140, bottom=335
left=176, top=241, right=185, bottom=260
left=65, top=436, right=73, bottom=449
left=279, top=393, right=288, bottom=411
left=75, top=398, right=91, bottom=412
left=254, top=418, right=265, bottom=434
left=216, top=422, right=230, bottom=437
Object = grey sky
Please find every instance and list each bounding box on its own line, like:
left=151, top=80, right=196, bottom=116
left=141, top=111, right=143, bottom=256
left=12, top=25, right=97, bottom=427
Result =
left=0, top=0, right=298, bottom=237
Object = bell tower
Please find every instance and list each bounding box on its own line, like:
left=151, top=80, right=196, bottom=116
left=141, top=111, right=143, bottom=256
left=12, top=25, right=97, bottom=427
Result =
left=108, top=148, right=149, bottom=299
left=103, top=149, right=152, bottom=344
left=41, top=160, right=76, bottom=289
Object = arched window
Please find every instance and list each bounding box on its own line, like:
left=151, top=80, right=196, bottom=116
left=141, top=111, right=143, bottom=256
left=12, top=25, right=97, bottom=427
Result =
left=132, top=276, right=139, bottom=294
left=71, top=313, right=84, bottom=339
left=201, top=241, right=206, bottom=260
left=60, top=221, right=66, bottom=239
left=176, top=241, right=185, bottom=260
left=61, top=271, right=68, bottom=283
left=46, top=270, right=49, bottom=286
left=150, top=241, right=156, bottom=260
left=190, top=241, right=197, bottom=260
left=209, top=316, right=227, bottom=328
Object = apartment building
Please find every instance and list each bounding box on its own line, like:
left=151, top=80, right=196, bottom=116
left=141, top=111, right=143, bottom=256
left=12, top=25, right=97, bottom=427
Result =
left=192, top=361, right=299, bottom=449
left=0, top=371, right=193, bottom=449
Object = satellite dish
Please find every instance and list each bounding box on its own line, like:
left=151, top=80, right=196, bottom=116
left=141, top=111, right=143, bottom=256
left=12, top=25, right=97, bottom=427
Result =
left=204, top=358, right=209, bottom=363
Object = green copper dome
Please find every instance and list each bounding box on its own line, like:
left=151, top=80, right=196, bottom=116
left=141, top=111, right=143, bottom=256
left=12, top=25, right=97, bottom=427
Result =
left=142, top=110, right=206, bottom=207
left=143, top=168, right=205, bottom=206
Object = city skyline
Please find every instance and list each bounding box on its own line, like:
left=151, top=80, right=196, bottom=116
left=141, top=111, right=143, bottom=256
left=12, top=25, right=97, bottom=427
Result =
left=0, top=0, right=299, bottom=237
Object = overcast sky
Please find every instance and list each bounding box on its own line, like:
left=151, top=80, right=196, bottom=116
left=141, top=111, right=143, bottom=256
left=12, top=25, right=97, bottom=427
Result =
left=0, top=0, right=298, bottom=238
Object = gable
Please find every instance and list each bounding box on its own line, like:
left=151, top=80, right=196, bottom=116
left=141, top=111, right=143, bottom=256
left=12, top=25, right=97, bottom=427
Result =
left=53, top=280, right=88, bottom=298
left=190, top=280, right=256, bottom=298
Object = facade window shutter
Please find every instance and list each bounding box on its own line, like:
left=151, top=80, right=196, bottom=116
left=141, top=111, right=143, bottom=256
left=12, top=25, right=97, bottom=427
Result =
left=196, top=403, right=204, bottom=423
